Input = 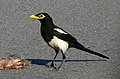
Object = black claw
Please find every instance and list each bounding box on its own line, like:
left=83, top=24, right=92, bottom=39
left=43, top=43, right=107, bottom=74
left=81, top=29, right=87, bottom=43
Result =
left=50, top=62, right=54, bottom=67
left=49, top=62, right=57, bottom=69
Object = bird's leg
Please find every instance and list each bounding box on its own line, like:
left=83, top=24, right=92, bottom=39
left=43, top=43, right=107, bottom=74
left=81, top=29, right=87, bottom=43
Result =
left=57, top=52, right=66, bottom=70
left=50, top=49, right=59, bottom=69
left=50, top=53, right=58, bottom=69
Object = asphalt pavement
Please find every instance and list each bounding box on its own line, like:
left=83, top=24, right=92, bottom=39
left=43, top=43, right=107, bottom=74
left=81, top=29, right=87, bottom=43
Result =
left=0, top=0, right=120, bottom=79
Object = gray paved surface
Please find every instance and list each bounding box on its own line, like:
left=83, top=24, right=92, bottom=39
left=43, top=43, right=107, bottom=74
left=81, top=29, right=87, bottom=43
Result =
left=0, top=0, right=120, bottom=79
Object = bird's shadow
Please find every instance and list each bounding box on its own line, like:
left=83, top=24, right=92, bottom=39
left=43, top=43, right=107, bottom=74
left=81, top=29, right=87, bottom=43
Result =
left=27, top=59, right=107, bottom=67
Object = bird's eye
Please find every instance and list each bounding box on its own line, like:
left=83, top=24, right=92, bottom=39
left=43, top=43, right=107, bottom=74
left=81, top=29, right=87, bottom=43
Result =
left=39, top=14, right=44, bottom=17
left=39, top=14, right=46, bottom=19
left=39, top=14, right=43, bottom=17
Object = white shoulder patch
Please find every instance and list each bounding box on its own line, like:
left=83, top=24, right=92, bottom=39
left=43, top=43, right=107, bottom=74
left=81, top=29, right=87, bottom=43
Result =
left=54, top=28, right=68, bottom=34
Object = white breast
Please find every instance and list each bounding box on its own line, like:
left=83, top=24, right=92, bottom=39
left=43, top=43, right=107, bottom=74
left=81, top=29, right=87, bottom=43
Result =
left=49, top=36, right=68, bottom=53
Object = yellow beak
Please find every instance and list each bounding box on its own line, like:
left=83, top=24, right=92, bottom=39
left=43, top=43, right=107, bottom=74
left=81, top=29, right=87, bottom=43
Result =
left=29, top=15, right=40, bottom=20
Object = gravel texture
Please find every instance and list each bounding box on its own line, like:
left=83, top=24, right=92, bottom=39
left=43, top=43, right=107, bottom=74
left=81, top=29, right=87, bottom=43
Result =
left=0, top=0, right=120, bottom=79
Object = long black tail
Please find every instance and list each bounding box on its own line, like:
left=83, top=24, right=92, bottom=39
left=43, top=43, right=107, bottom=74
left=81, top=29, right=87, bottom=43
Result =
left=74, top=44, right=109, bottom=59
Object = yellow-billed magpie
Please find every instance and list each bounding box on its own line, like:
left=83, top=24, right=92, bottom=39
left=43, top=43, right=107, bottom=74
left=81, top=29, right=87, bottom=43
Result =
left=29, top=13, right=109, bottom=70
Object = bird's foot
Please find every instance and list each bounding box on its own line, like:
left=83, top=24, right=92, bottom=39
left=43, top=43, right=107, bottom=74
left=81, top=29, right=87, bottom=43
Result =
left=48, top=63, right=61, bottom=71
left=48, top=63, right=56, bottom=68
left=48, top=61, right=65, bottom=71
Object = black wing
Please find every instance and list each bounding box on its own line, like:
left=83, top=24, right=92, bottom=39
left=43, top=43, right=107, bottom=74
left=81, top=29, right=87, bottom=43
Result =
left=53, top=28, right=83, bottom=47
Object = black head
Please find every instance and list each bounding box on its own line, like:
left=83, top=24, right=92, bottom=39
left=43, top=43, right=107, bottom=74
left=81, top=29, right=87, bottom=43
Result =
left=29, top=13, right=52, bottom=22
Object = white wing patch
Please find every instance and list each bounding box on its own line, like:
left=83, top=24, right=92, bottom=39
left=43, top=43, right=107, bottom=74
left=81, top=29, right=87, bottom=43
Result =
left=49, top=36, right=68, bottom=53
left=54, top=28, right=68, bottom=34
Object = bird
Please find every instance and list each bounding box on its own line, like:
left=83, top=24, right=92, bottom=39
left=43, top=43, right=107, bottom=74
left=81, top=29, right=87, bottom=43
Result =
left=29, top=13, right=109, bottom=70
